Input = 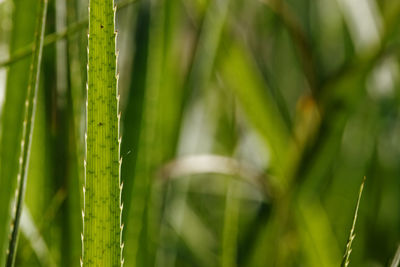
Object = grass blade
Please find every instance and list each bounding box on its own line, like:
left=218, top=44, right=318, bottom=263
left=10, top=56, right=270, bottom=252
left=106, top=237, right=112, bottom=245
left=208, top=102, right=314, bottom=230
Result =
left=222, top=182, right=239, bottom=267
left=0, top=0, right=139, bottom=69
left=219, top=41, right=291, bottom=184
left=83, top=0, right=122, bottom=265
left=341, top=176, right=366, bottom=267
left=20, top=206, right=56, bottom=267
left=0, top=0, right=38, bottom=265
left=65, top=1, right=87, bottom=266
left=390, top=245, right=400, bottom=267
left=124, top=0, right=161, bottom=262
left=298, top=197, right=341, bottom=267
left=151, top=0, right=232, bottom=264
left=5, top=0, right=48, bottom=266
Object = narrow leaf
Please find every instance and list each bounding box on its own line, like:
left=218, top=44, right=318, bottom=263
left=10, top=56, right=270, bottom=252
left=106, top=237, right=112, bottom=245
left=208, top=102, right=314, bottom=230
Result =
left=0, top=0, right=139, bottom=69
left=0, top=0, right=38, bottom=264
left=219, top=41, right=291, bottom=183
left=83, top=0, right=122, bottom=265
left=390, top=244, right=400, bottom=267
left=20, top=206, right=56, bottom=267
left=341, top=176, right=366, bottom=267
left=5, top=0, right=48, bottom=266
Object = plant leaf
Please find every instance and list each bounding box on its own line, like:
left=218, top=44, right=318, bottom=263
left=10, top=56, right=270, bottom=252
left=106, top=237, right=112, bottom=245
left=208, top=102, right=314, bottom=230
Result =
left=0, top=0, right=39, bottom=264
left=83, top=0, right=122, bottom=265
left=390, top=244, right=400, bottom=267
left=4, top=0, right=48, bottom=266
left=219, top=40, right=291, bottom=185
left=341, top=176, right=366, bottom=267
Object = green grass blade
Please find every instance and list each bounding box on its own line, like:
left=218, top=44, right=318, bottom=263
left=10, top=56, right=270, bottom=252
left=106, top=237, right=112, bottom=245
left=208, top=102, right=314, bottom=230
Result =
left=124, top=0, right=233, bottom=264
left=390, top=244, right=400, bottom=267
left=0, top=0, right=38, bottom=264
left=66, top=1, right=87, bottom=265
left=0, top=20, right=87, bottom=68
left=341, top=176, right=366, bottom=267
left=222, top=182, right=239, bottom=267
left=0, top=0, right=139, bottom=69
left=83, top=0, right=122, bottom=265
left=219, top=41, right=291, bottom=184
left=124, top=0, right=161, bottom=262
left=123, top=0, right=179, bottom=265
left=20, top=206, right=56, bottom=267
left=121, top=0, right=150, bottom=231
left=5, top=0, right=48, bottom=266
left=297, top=197, right=341, bottom=267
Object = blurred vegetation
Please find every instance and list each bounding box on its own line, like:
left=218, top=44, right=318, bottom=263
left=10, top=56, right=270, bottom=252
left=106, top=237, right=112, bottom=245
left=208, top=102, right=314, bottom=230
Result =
left=1, top=0, right=400, bottom=266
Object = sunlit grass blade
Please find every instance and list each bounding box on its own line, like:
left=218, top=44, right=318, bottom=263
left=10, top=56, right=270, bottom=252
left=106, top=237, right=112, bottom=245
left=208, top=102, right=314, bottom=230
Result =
left=0, top=0, right=39, bottom=264
left=83, top=0, right=122, bottom=265
left=390, top=244, right=400, bottom=267
left=341, top=176, right=366, bottom=267
left=167, top=199, right=218, bottom=266
left=4, top=0, right=48, bottom=266
left=297, top=197, right=341, bottom=267
left=219, top=41, right=291, bottom=185
left=20, top=206, right=56, bottom=267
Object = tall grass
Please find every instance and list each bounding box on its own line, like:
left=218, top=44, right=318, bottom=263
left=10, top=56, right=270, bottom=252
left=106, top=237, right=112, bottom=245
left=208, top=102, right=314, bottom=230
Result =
left=0, top=0, right=47, bottom=266
left=0, top=0, right=400, bottom=266
left=83, top=0, right=121, bottom=266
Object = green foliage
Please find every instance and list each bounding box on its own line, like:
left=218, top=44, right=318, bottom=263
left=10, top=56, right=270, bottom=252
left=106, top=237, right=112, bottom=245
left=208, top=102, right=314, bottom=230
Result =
left=0, top=0, right=47, bottom=266
left=0, top=0, right=400, bottom=266
left=83, top=0, right=121, bottom=266
left=0, top=1, right=38, bottom=264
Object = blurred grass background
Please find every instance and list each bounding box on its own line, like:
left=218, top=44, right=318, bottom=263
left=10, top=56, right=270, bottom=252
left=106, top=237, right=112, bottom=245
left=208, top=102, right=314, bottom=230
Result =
left=1, top=0, right=400, bottom=266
